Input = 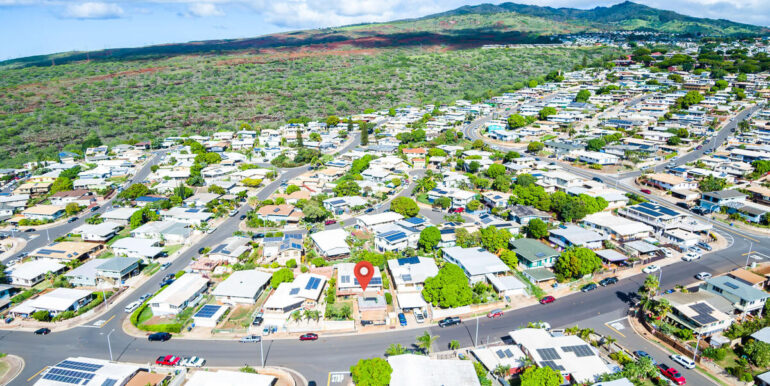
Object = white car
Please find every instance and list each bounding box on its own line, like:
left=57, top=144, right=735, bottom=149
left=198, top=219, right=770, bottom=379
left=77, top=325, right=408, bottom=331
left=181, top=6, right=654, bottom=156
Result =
left=229, top=209, right=238, bottom=217
left=670, top=354, right=696, bottom=369
left=181, top=356, right=206, bottom=367
left=682, top=252, right=701, bottom=262
left=661, top=248, right=673, bottom=257
left=696, top=272, right=712, bottom=280
left=414, top=312, right=425, bottom=324
left=642, top=265, right=660, bottom=274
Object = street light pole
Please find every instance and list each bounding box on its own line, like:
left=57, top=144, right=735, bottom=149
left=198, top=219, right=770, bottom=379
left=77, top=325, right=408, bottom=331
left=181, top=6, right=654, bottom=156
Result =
left=746, top=241, right=753, bottom=268
left=260, top=337, right=264, bottom=368
left=46, top=228, right=50, bottom=241
left=692, top=333, right=701, bottom=362
left=107, top=329, right=115, bottom=361
left=475, top=315, right=479, bottom=348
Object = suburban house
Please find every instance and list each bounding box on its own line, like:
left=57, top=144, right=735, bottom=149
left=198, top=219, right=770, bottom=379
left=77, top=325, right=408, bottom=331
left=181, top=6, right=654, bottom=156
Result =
left=101, top=208, right=141, bottom=225
left=441, top=246, right=510, bottom=284
left=263, top=274, right=326, bottom=314
left=111, top=237, right=164, bottom=261
left=357, top=212, right=404, bottom=232
left=130, top=221, right=191, bottom=244
left=96, top=257, right=140, bottom=285
left=30, top=241, right=102, bottom=261
left=150, top=273, right=209, bottom=316
left=701, top=276, right=769, bottom=315
left=64, top=259, right=109, bottom=287
left=582, top=213, right=653, bottom=241
left=10, top=288, right=94, bottom=318
left=509, top=205, right=551, bottom=225
left=212, top=269, right=272, bottom=305
left=72, top=222, right=122, bottom=242
left=573, top=150, right=620, bottom=165
left=481, top=191, right=512, bottom=209
left=549, top=225, right=607, bottom=249
left=310, top=229, right=350, bottom=260
left=388, top=354, right=480, bottom=386
left=509, top=328, right=610, bottom=384
left=427, top=187, right=476, bottom=209
left=160, top=207, right=212, bottom=226
left=50, top=190, right=96, bottom=207
left=644, top=173, right=697, bottom=191
left=8, top=258, right=66, bottom=287
left=262, top=234, right=303, bottom=265
left=322, top=196, right=368, bottom=215
left=656, top=291, right=734, bottom=336
left=699, top=190, right=747, bottom=212
left=387, top=257, right=439, bottom=292
left=256, top=204, right=303, bottom=223
left=336, top=263, right=383, bottom=296
left=509, top=238, right=560, bottom=269
left=372, top=222, right=420, bottom=253
left=208, top=236, right=252, bottom=264
left=22, top=205, right=66, bottom=221
left=726, top=269, right=767, bottom=288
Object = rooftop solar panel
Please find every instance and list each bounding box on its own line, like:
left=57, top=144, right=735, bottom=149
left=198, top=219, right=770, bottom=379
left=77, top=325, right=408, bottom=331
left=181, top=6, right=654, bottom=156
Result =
left=305, top=277, right=321, bottom=290
left=496, top=350, right=505, bottom=359
left=562, top=345, right=594, bottom=357
left=59, top=360, right=103, bottom=372
left=540, top=360, right=565, bottom=371
left=195, top=305, right=221, bottom=318
left=692, top=314, right=718, bottom=324
left=397, top=257, right=419, bottom=266
left=536, top=348, right=561, bottom=361
left=724, top=282, right=739, bottom=290
left=401, top=274, right=412, bottom=282
left=289, top=288, right=300, bottom=295
left=102, top=379, right=118, bottom=386
left=504, top=349, right=514, bottom=358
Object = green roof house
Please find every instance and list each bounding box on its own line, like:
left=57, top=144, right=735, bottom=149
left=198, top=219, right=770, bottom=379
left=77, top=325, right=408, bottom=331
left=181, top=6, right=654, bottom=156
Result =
left=509, top=238, right=559, bottom=269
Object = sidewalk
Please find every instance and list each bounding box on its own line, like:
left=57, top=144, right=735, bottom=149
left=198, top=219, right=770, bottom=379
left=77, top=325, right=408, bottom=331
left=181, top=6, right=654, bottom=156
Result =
left=0, top=237, right=26, bottom=259
left=0, top=354, right=24, bottom=386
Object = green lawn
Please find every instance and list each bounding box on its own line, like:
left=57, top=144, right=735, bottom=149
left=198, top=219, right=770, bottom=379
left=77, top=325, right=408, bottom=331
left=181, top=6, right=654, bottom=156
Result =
left=137, top=306, right=153, bottom=324
left=0, top=360, right=9, bottom=380
left=162, top=244, right=182, bottom=256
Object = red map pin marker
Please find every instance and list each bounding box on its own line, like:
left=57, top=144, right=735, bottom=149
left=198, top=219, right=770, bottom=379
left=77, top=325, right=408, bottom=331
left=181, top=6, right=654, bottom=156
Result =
left=354, top=261, right=374, bottom=292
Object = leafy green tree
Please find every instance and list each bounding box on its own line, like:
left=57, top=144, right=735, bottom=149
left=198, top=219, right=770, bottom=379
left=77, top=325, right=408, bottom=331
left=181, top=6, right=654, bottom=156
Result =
left=527, top=141, right=544, bottom=153
left=50, top=177, right=73, bottom=194
left=385, top=343, right=407, bottom=356
left=286, top=185, right=300, bottom=195
left=520, top=366, right=563, bottom=386
left=587, top=138, right=606, bottom=152
left=667, top=136, right=681, bottom=146
left=504, top=151, right=521, bottom=162
left=467, top=199, right=482, bottom=211
left=119, top=183, right=151, bottom=200
left=538, top=107, right=557, bottom=120
left=32, top=310, right=51, bottom=322
left=743, top=340, right=770, bottom=367
left=434, top=196, right=451, bottom=209
left=271, top=268, right=294, bottom=288
left=500, top=250, right=518, bottom=270
left=493, top=175, right=510, bottom=192
left=302, top=202, right=330, bottom=223
left=361, top=123, right=369, bottom=146
left=59, top=166, right=81, bottom=180
left=554, top=247, right=602, bottom=280
left=326, top=116, right=340, bottom=127
left=418, top=226, right=441, bottom=252
left=698, top=176, right=727, bottom=192
left=415, top=177, right=437, bottom=194
left=65, top=203, right=80, bottom=216
left=208, top=185, right=226, bottom=195
left=485, top=163, right=506, bottom=179
left=516, top=173, right=536, bottom=187
left=507, top=114, right=527, bottom=129
left=523, top=218, right=549, bottom=239
left=334, top=180, right=361, bottom=197
left=575, top=89, right=591, bottom=102
left=390, top=197, right=419, bottom=217
left=422, top=263, right=473, bottom=308
left=129, top=207, right=159, bottom=229
left=350, top=358, right=392, bottom=386
left=480, top=226, right=512, bottom=252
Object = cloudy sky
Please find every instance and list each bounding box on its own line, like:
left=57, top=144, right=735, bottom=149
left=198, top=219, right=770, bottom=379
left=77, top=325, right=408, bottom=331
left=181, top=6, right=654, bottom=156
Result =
left=0, top=0, right=768, bottom=60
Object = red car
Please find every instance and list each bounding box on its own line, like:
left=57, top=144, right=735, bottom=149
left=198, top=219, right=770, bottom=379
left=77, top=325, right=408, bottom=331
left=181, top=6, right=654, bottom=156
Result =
left=449, top=208, right=465, bottom=213
left=658, top=364, right=686, bottom=385
left=155, top=355, right=181, bottom=366
left=487, top=309, right=504, bottom=318
left=539, top=296, right=555, bottom=304
left=299, top=333, right=318, bottom=341
left=641, top=189, right=652, bottom=194
left=324, top=220, right=337, bottom=225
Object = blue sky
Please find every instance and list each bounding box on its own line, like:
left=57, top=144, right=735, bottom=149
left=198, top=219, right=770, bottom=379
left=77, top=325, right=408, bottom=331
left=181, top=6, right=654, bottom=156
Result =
left=1, top=0, right=768, bottom=60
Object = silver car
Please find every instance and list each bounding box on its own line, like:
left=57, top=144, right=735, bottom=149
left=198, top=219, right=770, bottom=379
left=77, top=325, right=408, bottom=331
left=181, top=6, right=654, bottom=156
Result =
left=239, top=335, right=262, bottom=343
left=696, top=272, right=712, bottom=280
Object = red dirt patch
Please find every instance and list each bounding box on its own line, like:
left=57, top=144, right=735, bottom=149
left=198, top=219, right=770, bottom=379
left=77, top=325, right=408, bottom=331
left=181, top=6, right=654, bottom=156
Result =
left=89, top=67, right=166, bottom=81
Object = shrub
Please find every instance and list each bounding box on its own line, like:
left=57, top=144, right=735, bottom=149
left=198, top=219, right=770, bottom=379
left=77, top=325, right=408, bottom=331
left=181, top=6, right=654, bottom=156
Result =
left=385, top=292, right=392, bottom=305
left=32, top=310, right=51, bottom=322
left=286, top=259, right=297, bottom=268
left=702, top=347, right=727, bottom=361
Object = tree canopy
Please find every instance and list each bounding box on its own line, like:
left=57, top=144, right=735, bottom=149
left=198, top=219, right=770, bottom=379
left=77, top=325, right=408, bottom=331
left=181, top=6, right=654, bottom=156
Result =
left=422, top=263, right=473, bottom=308
left=390, top=197, right=419, bottom=217
left=418, top=226, right=441, bottom=252
left=554, top=247, right=602, bottom=280
left=520, top=366, right=563, bottom=386
left=523, top=218, right=549, bottom=239
left=271, top=268, right=294, bottom=288
left=350, top=358, right=392, bottom=386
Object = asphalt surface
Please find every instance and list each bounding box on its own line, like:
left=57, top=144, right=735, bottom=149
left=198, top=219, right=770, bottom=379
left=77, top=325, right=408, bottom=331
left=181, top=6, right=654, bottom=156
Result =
left=2, top=105, right=766, bottom=386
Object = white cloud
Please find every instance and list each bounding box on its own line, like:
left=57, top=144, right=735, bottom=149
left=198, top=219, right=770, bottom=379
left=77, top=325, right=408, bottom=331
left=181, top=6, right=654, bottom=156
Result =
left=63, top=2, right=124, bottom=19
left=188, top=2, right=224, bottom=17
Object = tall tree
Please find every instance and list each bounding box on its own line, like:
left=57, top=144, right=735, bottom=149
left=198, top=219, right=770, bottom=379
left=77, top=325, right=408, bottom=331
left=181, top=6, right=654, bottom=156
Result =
left=350, top=358, right=392, bottom=386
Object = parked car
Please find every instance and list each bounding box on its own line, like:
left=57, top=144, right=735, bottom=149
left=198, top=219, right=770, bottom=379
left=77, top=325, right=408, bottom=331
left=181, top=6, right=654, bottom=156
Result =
left=540, top=296, right=555, bottom=304
left=599, top=277, right=618, bottom=286
left=4, top=317, right=13, bottom=324
left=642, top=265, right=660, bottom=273
left=592, top=177, right=603, bottom=183
left=239, top=214, right=247, bottom=220
left=487, top=309, right=504, bottom=318
left=161, top=262, right=171, bottom=270
left=658, top=364, right=686, bottom=385
left=676, top=202, right=690, bottom=210
left=252, top=316, right=264, bottom=326
left=695, top=272, right=712, bottom=280
left=324, top=219, right=337, bottom=225
left=148, top=332, right=172, bottom=342
left=24, top=228, right=36, bottom=232
left=398, top=313, right=407, bottom=326
left=181, top=356, right=206, bottom=367
left=155, top=355, right=181, bottom=366
left=252, top=233, right=265, bottom=239
left=697, top=242, right=712, bottom=251
left=34, top=328, right=51, bottom=335
left=90, top=206, right=100, bottom=212
left=139, top=293, right=152, bottom=302
left=229, top=209, right=238, bottom=217
left=438, top=317, right=461, bottom=327
left=125, top=301, right=142, bottom=313
left=662, top=248, right=673, bottom=257
left=634, top=350, right=656, bottom=365
left=670, top=354, right=696, bottom=369
left=414, top=312, right=425, bottom=324
left=198, top=247, right=207, bottom=254
left=581, top=283, right=598, bottom=292
left=67, top=217, right=78, bottom=223
left=364, top=208, right=375, bottom=213
left=682, top=252, right=701, bottom=262
left=449, top=208, right=465, bottom=213
left=299, top=333, right=318, bottom=341
left=641, top=189, right=652, bottom=194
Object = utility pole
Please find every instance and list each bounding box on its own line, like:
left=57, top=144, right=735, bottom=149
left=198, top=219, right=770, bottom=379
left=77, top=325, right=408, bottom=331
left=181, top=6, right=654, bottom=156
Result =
left=692, top=333, right=701, bottom=362
left=745, top=241, right=753, bottom=268
left=107, top=329, right=115, bottom=361
left=260, top=337, right=264, bottom=368
left=475, top=315, right=479, bottom=348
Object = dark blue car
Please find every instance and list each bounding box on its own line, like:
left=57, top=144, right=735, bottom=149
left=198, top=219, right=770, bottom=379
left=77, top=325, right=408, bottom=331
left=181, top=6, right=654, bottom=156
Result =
left=398, top=313, right=407, bottom=326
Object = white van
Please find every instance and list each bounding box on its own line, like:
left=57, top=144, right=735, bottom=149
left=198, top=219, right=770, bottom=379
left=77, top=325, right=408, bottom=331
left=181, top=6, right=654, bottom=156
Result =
left=125, top=301, right=142, bottom=313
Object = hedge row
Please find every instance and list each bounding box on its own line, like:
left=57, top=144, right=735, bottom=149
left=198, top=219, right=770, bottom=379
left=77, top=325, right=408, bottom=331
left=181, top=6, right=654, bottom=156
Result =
left=131, top=303, right=182, bottom=333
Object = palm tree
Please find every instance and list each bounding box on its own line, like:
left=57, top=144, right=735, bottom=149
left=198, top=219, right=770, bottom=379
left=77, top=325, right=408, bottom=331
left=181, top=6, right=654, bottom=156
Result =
left=602, top=335, right=617, bottom=349
left=449, top=340, right=460, bottom=351
left=290, top=310, right=302, bottom=323
left=565, top=326, right=580, bottom=336
left=493, top=364, right=511, bottom=378
left=579, top=328, right=594, bottom=341
left=416, top=331, right=439, bottom=354
left=385, top=343, right=407, bottom=356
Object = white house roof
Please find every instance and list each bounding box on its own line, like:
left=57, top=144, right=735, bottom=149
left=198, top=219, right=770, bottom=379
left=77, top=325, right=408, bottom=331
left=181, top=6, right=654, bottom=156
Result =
left=35, top=356, right=140, bottom=386
left=387, top=256, right=439, bottom=286
left=9, top=258, right=65, bottom=281
left=442, top=247, right=510, bottom=277
left=388, top=354, right=480, bottom=386
left=111, top=237, right=163, bottom=258
left=470, top=345, right=527, bottom=373
left=550, top=225, right=606, bottom=245
left=20, top=288, right=93, bottom=312
left=357, top=212, right=404, bottom=227
left=101, top=207, right=141, bottom=221
left=72, top=222, right=121, bottom=237
left=212, top=270, right=271, bottom=299
left=152, top=273, right=208, bottom=308
left=185, top=370, right=275, bottom=386
left=396, top=292, right=428, bottom=309
left=263, top=273, right=326, bottom=310
left=583, top=212, right=653, bottom=236
left=310, top=229, right=350, bottom=256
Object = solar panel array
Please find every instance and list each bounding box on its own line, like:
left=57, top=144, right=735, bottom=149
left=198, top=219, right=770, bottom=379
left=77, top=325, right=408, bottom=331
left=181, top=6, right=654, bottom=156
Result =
left=289, top=288, right=300, bottom=295
left=536, top=348, right=561, bottom=360
left=340, top=275, right=351, bottom=284
left=495, top=349, right=515, bottom=359
left=195, top=305, right=221, bottom=318
left=397, top=257, right=420, bottom=266
left=540, top=360, right=565, bottom=371
left=690, top=302, right=718, bottom=324
left=724, top=282, right=739, bottom=290
left=305, top=277, right=321, bottom=290
left=101, top=380, right=118, bottom=386
left=59, top=361, right=103, bottom=372
left=42, top=360, right=105, bottom=385
left=562, top=345, right=594, bottom=357
left=401, top=274, right=413, bottom=282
